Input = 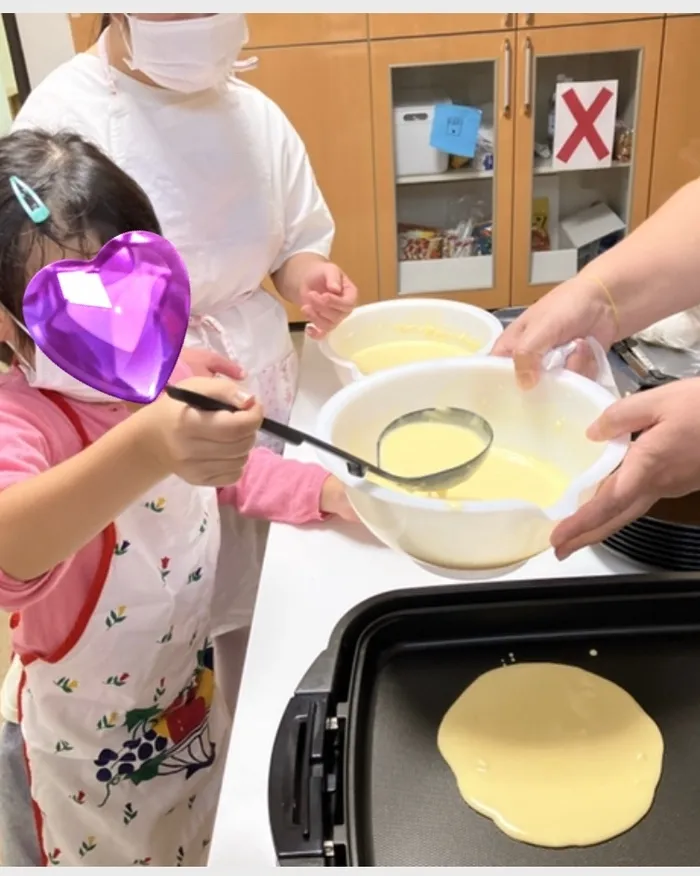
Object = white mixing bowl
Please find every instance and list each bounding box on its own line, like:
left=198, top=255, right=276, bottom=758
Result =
left=314, top=357, right=629, bottom=572
left=318, top=298, right=503, bottom=385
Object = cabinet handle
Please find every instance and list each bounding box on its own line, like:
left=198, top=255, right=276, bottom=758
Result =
left=502, top=39, right=511, bottom=118
left=503, top=13, right=512, bottom=27
left=525, top=13, right=534, bottom=25
left=523, top=37, right=533, bottom=116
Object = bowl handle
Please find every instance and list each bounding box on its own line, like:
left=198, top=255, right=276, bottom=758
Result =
left=540, top=337, right=627, bottom=521
left=542, top=337, right=620, bottom=399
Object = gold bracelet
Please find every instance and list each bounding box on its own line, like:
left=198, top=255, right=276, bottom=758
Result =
left=589, top=274, right=620, bottom=332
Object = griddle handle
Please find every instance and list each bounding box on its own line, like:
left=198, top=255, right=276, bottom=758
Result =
left=268, top=693, right=329, bottom=862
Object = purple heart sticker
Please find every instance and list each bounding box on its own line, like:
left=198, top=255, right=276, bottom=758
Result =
left=23, top=230, right=191, bottom=404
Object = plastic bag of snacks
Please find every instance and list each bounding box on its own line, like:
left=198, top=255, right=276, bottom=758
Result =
left=531, top=197, right=551, bottom=252
left=472, top=221, right=493, bottom=256
left=398, top=223, right=443, bottom=261
left=443, top=219, right=475, bottom=258
left=614, top=121, right=633, bottom=163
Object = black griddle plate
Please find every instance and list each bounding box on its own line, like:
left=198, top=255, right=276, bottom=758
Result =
left=360, top=635, right=694, bottom=866
left=269, top=575, right=700, bottom=866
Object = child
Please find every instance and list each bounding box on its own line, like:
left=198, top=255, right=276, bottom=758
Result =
left=0, top=129, right=353, bottom=866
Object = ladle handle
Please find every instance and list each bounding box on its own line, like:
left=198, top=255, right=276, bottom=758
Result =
left=164, top=385, right=378, bottom=479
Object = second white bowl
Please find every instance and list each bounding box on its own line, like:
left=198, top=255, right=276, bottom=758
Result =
left=318, top=298, right=503, bottom=385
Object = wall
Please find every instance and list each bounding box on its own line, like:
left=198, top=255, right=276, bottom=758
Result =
left=15, top=13, right=75, bottom=90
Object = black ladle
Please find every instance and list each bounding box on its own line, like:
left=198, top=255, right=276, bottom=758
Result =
left=165, top=385, right=493, bottom=492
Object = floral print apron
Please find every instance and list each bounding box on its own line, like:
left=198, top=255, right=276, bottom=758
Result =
left=16, top=392, right=228, bottom=866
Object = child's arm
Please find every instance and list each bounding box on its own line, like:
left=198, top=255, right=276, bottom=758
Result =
left=0, top=376, right=262, bottom=583
left=0, top=408, right=169, bottom=582
left=218, top=447, right=353, bottom=524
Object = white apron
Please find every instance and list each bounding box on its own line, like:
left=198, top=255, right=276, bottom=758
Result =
left=17, top=391, right=228, bottom=866
left=97, top=35, right=298, bottom=636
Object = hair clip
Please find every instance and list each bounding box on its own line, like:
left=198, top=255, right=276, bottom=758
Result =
left=9, top=175, right=50, bottom=225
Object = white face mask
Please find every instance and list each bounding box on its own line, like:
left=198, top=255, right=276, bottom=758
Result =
left=20, top=348, right=118, bottom=404
left=124, top=13, right=251, bottom=94
left=6, top=314, right=117, bottom=404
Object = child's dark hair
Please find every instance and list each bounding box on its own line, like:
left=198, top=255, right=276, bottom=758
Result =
left=0, top=128, right=161, bottom=360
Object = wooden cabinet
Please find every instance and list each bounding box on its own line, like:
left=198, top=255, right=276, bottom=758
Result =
left=240, top=42, right=378, bottom=320
left=511, top=19, right=663, bottom=305
left=649, top=15, right=700, bottom=214
left=246, top=14, right=367, bottom=48
left=369, top=14, right=512, bottom=39
left=369, top=19, right=663, bottom=310
left=67, top=13, right=102, bottom=53
left=516, top=14, right=661, bottom=29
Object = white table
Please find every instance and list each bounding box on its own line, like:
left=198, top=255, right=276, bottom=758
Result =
left=208, top=339, right=644, bottom=867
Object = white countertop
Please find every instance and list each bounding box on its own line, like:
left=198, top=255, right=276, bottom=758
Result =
left=208, top=338, right=645, bottom=867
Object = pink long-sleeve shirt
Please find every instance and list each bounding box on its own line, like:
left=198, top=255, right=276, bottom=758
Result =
left=0, top=368, right=330, bottom=660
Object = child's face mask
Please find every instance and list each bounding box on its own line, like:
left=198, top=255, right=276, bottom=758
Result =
left=13, top=335, right=118, bottom=404
left=3, top=308, right=116, bottom=403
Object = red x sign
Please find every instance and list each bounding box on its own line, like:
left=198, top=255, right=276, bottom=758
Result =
left=556, top=86, right=614, bottom=164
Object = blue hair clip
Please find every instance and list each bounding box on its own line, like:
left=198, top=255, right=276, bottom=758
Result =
left=9, top=175, right=50, bottom=224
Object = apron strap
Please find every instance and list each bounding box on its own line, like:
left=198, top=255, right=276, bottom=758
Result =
left=38, top=390, right=92, bottom=449
left=16, top=391, right=117, bottom=667
left=189, top=313, right=238, bottom=362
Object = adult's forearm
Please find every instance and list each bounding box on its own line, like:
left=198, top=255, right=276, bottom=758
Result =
left=580, top=177, right=700, bottom=340
left=271, top=252, right=327, bottom=306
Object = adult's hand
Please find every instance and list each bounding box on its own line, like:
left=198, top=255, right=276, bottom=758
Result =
left=180, top=347, right=246, bottom=381
left=491, top=273, right=619, bottom=388
left=298, top=261, right=357, bottom=340
left=551, top=378, right=700, bottom=559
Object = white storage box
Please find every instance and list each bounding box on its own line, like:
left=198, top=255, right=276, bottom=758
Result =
left=393, top=98, right=451, bottom=178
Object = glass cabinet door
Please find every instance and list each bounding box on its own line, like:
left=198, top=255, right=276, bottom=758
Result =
left=371, top=32, right=515, bottom=310
left=511, top=18, right=663, bottom=306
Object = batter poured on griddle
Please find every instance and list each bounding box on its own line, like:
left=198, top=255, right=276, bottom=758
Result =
left=437, top=662, right=664, bottom=848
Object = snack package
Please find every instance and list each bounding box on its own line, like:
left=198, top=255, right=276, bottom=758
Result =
left=398, top=223, right=443, bottom=261
left=614, top=121, right=633, bottom=163
left=473, top=125, right=495, bottom=172
left=449, top=154, right=471, bottom=171
left=443, top=219, right=475, bottom=259
left=531, top=197, right=551, bottom=252
left=472, top=221, right=493, bottom=256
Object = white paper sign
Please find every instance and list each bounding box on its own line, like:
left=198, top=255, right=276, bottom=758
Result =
left=552, top=79, right=618, bottom=172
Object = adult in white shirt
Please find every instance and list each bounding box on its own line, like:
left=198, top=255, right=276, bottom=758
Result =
left=13, top=13, right=358, bottom=711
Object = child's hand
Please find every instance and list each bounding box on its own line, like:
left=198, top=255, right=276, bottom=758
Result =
left=138, top=377, right=263, bottom=487
left=320, top=476, right=360, bottom=522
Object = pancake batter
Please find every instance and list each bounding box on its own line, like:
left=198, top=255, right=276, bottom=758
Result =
left=374, top=420, right=569, bottom=505
left=437, top=663, right=664, bottom=848
left=350, top=328, right=479, bottom=375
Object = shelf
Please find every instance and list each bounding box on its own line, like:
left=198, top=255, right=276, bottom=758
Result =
left=533, top=157, right=632, bottom=175
left=530, top=249, right=578, bottom=285
left=395, top=159, right=631, bottom=186
left=399, top=255, right=493, bottom=295
left=396, top=167, right=493, bottom=185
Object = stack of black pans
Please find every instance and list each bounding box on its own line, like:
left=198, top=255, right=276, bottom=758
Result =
left=603, top=494, right=700, bottom=572
left=492, top=308, right=700, bottom=573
